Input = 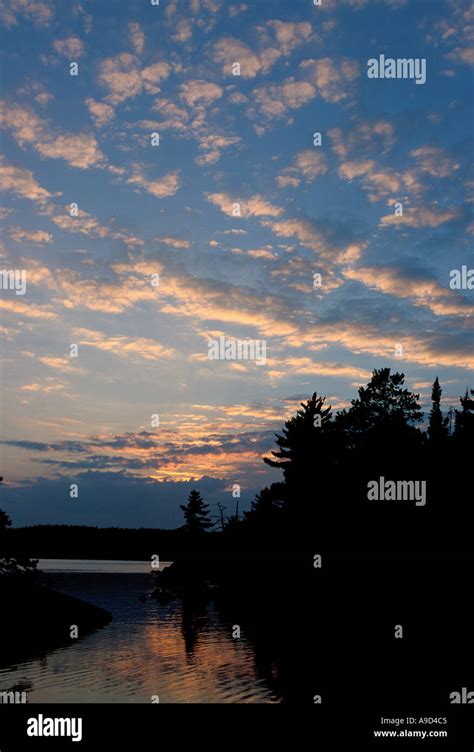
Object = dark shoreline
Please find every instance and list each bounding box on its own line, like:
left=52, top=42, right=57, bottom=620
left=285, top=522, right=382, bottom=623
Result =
left=0, top=577, right=111, bottom=670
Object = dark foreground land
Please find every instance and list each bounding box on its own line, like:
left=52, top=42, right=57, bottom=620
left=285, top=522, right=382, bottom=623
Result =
left=156, top=553, right=474, bottom=708
left=0, top=576, right=111, bottom=668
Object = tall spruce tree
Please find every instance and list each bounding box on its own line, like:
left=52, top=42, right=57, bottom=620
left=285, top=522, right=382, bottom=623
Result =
left=180, top=490, right=213, bottom=535
left=428, top=376, right=449, bottom=442
left=264, top=393, right=332, bottom=483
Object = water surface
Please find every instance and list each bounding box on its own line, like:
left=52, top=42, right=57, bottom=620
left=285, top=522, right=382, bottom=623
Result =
left=0, top=560, right=280, bottom=703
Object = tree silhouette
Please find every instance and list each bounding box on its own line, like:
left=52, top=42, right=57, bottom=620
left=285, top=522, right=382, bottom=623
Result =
left=0, top=509, right=12, bottom=532
left=244, top=486, right=283, bottom=532
left=180, top=490, right=213, bottom=535
left=0, top=509, right=38, bottom=577
left=455, top=388, right=474, bottom=441
left=339, top=368, right=422, bottom=435
left=264, top=392, right=332, bottom=480
left=428, top=377, right=449, bottom=443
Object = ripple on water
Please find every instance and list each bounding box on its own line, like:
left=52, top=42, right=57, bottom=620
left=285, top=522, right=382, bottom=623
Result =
left=0, top=573, right=281, bottom=703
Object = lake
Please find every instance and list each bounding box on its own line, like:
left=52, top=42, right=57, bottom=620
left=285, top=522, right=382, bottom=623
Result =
left=0, top=560, right=281, bottom=703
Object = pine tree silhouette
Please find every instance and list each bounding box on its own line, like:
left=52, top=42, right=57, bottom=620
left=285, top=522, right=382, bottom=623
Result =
left=454, top=388, right=474, bottom=441
left=264, top=392, right=332, bottom=480
left=428, top=377, right=449, bottom=442
left=180, top=490, right=213, bottom=535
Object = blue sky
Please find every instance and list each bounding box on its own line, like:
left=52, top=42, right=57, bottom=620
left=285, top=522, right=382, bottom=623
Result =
left=0, top=0, right=473, bottom=527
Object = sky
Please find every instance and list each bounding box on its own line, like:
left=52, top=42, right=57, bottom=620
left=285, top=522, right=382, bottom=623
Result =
left=0, top=0, right=473, bottom=528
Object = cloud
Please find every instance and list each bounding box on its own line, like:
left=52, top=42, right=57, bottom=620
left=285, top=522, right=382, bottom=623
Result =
left=213, top=37, right=277, bottom=79
left=36, top=132, right=104, bottom=169
left=0, top=299, right=56, bottom=320
left=308, top=320, right=474, bottom=370
left=35, top=91, right=54, bottom=106
left=266, top=357, right=370, bottom=381
left=72, top=328, right=176, bottom=362
left=434, top=0, right=474, bottom=68
left=189, top=0, right=221, bottom=15
left=410, top=146, right=460, bottom=177
left=151, top=98, right=189, bottom=131
left=213, top=20, right=312, bottom=79
left=0, top=422, right=275, bottom=485
left=53, top=36, right=85, bottom=58
left=39, top=356, right=80, bottom=373
left=17, top=257, right=473, bottom=374
left=110, top=261, right=301, bottom=340
left=98, top=53, right=143, bottom=104
left=0, top=0, right=54, bottom=28
left=172, top=18, right=193, bottom=42
left=0, top=100, right=44, bottom=145
left=195, top=132, right=241, bottom=165
left=247, top=248, right=277, bottom=260
left=127, top=166, right=181, bottom=198
left=51, top=210, right=111, bottom=239
left=338, top=159, right=375, bottom=180
left=85, top=98, right=115, bottom=127
left=129, top=21, right=144, bottom=55
left=98, top=54, right=173, bottom=104
left=0, top=100, right=104, bottom=169
left=277, top=149, right=328, bottom=186
left=228, top=3, right=248, bottom=16
left=156, top=236, right=191, bottom=249
left=300, top=57, right=359, bottom=103
left=206, top=192, right=283, bottom=218
left=8, top=227, right=53, bottom=244
left=361, top=169, right=402, bottom=201
left=344, top=264, right=474, bottom=317
left=150, top=91, right=239, bottom=165
left=447, top=46, right=474, bottom=66
left=50, top=207, right=144, bottom=247
left=250, top=79, right=316, bottom=119
left=329, top=120, right=396, bottom=159
left=21, top=379, right=65, bottom=393
left=0, top=473, right=255, bottom=528
left=263, top=217, right=366, bottom=263
left=336, top=157, right=422, bottom=203
left=33, top=261, right=158, bottom=314
left=379, top=206, right=461, bottom=229
left=179, top=79, right=223, bottom=106
left=141, top=61, right=172, bottom=93
left=294, top=150, right=328, bottom=181
left=265, top=20, right=313, bottom=55
left=276, top=175, right=301, bottom=188
left=0, top=159, right=51, bottom=203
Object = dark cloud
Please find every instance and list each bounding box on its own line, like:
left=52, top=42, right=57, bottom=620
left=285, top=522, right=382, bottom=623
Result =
left=0, top=472, right=257, bottom=529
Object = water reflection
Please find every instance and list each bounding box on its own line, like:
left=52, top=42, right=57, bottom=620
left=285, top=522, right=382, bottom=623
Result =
left=0, top=572, right=281, bottom=703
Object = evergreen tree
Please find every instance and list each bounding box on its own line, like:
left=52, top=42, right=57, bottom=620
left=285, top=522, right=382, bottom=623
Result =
left=0, top=509, right=11, bottom=533
left=428, top=377, right=449, bottom=442
left=339, top=368, right=422, bottom=435
left=262, top=393, right=336, bottom=522
left=180, top=490, right=213, bottom=535
left=454, top=388, right=474, bottom=440
left=264, top=393, right=332, bottom=482
left=244, top=486, right=283, bottom=528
